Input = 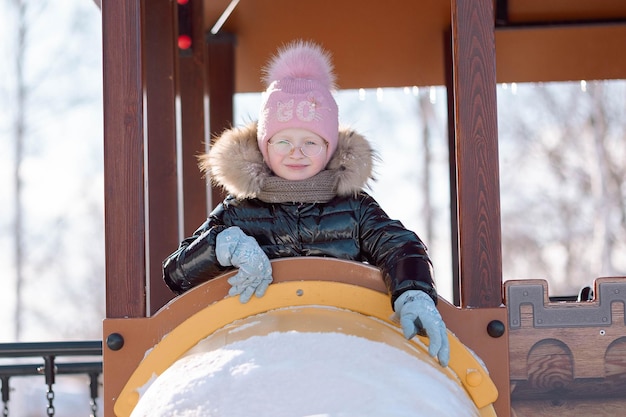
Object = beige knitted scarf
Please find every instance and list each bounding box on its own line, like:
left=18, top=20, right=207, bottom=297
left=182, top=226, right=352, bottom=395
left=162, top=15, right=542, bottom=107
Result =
left=257, top=170, right=338, bottom=204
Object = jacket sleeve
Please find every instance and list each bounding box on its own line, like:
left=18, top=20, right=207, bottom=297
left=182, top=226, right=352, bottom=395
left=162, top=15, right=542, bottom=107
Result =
left=162, top=204, right=231, bottom=294
left=357, top=193, right=438, bottom=309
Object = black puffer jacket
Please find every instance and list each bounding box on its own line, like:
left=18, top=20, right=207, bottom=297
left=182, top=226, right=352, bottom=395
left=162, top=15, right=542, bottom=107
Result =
left=162, top=123, right=437, bottom=308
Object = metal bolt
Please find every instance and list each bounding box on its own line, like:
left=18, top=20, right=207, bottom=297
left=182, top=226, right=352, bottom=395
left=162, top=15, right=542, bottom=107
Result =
left=486, top=320, right=505, bottom=338
left=106, top=333, right=125, bottom=351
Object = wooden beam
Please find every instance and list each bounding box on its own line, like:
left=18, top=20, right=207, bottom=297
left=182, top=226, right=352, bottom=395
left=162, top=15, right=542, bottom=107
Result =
left=144, top=0, right=179, bottom=315
left=102, top=0, right=146, bottom=319
left=179, top=0, right=210, bottom=237
left=496, top=23, right=626, bottom=83
left=205, top=33, right=235, bottom=210
left=450, top=0, right=503, bottom=308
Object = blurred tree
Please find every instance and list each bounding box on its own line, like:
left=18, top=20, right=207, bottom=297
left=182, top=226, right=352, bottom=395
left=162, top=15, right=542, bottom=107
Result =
left=10, top=0, right=27, bottom=342
left=2, top=0, right=104, bottom=341
left=498, top=81, right=626, bottom=296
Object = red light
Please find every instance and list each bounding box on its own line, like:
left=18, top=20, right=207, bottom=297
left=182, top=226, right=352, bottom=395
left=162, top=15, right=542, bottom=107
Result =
left=177, top=0, right=189, bottom=5
left=178, top=34, right=192, bottom=50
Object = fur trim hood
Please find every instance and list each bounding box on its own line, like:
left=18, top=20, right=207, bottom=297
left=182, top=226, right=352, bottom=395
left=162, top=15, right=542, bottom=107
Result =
left=199, top=122, right=377, bottom=199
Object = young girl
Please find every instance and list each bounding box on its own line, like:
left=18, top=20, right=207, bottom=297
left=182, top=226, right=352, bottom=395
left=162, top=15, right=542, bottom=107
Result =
left=162, top=40, right=449, bottom=366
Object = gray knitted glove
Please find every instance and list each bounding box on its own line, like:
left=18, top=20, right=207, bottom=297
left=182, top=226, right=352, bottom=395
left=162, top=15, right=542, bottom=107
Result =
left=394, top=290, right=450, bottom=367
left=216, top=226, right=273, bottom=304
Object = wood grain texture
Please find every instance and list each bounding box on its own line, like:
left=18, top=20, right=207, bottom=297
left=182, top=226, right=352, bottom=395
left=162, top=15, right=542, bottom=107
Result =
left=450, top=0, right=503, bottom=308
left=507, top=278, right=626, bottom=415
left=102, top=0, right=146, bottom=318
left=606, top=337, right=626, bottom=380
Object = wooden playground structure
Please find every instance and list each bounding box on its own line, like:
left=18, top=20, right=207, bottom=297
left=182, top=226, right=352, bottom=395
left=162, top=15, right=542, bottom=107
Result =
left=100, top=1, right=626, bottom=416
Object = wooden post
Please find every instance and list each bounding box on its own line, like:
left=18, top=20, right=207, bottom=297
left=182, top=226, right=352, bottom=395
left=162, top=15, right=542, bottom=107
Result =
left=179, top=0, right=210, bottom=238
left=205, top=33, right=235, bottom=210
left=144, top=0, right=179, bottom=315
left=102, top=0, right=146, bottom=319
left=449, top=0, right=503, bottom=308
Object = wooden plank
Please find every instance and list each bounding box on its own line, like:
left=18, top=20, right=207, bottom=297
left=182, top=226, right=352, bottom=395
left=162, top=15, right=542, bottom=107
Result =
left=506, top=278, right=626, bottom=405
left=144, top=0, right=179, bottom=315
left=205, top=1, right=626, bottom=90
left=205, top=0, right=453, bottom=91
left=179, top=0, right=210, bottom=237
left=450, top=0, right=503, bottom=308
left=205, top=33, right=234, bottom=210
left=507, top=279, right=626, bottom=382
left=496, top=24, right=626, bottom=83
left=102, top=0, right=146, bottom=319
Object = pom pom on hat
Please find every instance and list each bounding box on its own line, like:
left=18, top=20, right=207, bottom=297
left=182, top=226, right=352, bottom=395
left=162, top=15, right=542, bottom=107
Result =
left=262, top=40, right=337, bottom=90
left=257, top=40, right=339, bottom=164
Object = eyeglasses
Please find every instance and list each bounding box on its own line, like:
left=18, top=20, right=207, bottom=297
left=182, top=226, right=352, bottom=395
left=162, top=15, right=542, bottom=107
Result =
left=268, top=139, right=327, bottom=157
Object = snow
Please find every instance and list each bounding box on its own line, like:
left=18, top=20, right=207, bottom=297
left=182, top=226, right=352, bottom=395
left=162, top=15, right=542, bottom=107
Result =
left=130, top=331, right=479, bottom=417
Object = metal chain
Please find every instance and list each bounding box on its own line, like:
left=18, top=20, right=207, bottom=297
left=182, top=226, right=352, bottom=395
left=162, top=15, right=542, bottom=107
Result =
left=41, top=356, right=56, bottom=417
left=89, top=372, right=99, bottom=417
left=89, top=398, right=98, bottom=417
left=46, top=387, right=55, bottom=417
left=2, top=402, right=8, bottom=417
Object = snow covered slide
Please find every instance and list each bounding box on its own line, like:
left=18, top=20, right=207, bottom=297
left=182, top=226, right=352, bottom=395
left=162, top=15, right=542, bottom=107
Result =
left=105, top=258, right=500, bottom=417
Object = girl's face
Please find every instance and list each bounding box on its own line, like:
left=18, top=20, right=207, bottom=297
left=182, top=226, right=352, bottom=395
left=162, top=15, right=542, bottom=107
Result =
left=266, top=128, right=328, bottom=181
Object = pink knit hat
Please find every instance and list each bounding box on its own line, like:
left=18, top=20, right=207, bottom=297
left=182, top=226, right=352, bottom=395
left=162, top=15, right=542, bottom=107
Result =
left=257, top=40, right=339, bottom=164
